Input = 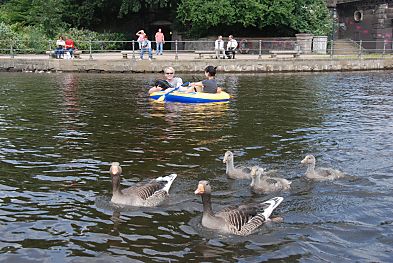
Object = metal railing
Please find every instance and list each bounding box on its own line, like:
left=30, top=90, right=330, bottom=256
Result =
left=1, top=39, right=393, bottom=60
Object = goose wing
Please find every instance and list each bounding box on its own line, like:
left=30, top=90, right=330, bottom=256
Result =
left=122, top=182, right=162, bottom=200
left=217, top=205, right=259, bottom=232
left=217, top=197, right=283, bottom=236
left=263, top=169, right=279, bottom=177
left=265, top=177, right=279, bottom=185
left=316, top=167, right=342, bottom=179
left=239, top=166, right=252, bottom=174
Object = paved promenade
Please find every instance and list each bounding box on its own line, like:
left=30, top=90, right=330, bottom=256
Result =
left=1, top=51, right=331, bottom=61
left=1, top=52, right=393, bottom=73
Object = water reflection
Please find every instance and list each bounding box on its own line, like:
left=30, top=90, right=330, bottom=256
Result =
left=149, top=101, right=230, bottom=132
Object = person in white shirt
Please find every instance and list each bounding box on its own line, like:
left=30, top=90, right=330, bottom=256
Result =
left=226, top=35, right=238, bottom=59
left=214, top=35, right=225, bottom=59
left=55, top=36, right=65, bottom=59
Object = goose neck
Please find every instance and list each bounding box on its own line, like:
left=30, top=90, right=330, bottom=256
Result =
left=306, top=162, right=315, bottom=175
left=201, top=193, right=214, bottom=216
left=255, top=173, right=262, bottom=185
left=226, top=158, right=235, bottom=173
left=250, top=176, right=255, bottom=187
left=112, top=175, right=122, bottom=195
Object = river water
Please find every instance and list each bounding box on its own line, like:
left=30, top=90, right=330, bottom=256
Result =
left=0, top=71, right=392, bottom=262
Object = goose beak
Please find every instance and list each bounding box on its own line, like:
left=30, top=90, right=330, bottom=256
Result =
left=194, top=183, right=205, bottom=195
left=223, top=157, right=227, bottom=163
left=301, top=158, right=306, bottom=164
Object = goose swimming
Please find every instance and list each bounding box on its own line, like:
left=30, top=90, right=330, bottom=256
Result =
left=110, top=162, right=177, bottom=207
left=195, top=180, right=283, bottom=236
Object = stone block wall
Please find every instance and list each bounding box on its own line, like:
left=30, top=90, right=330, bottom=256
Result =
left=336, top=1, right=393, bottom=51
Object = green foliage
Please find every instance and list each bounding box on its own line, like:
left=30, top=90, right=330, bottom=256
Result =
left=0, top=22, right=18, bottom=52
left=62, top=0, right=105, bottom=28
left=59, top=28, right=127, bottom=51
left=0, top=0, right=67, bottom=37
left=0, top=0, right=332, bottom=53
left=0, top=22, right=127, bottom=53
left=0, top=22, right=48, bottom=53
left=119, top=0, right=173, bottom=16
left=177, top=0, right=332, bottom=37
left=291, top=0, right=332, bottom=36
left=17, top=26, right=49, bottom=53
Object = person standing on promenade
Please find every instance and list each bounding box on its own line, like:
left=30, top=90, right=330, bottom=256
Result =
left=136, top=29, right=146, bottom=49
left=155, top=28, right=165, bottom=55
left=226, top=35, right=238, bottom=59
left=148, top=67, right=183, bottom=94
left=214, top=35, right=225, bottom=59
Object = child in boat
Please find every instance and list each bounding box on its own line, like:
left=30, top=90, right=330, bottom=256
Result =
left=187, top=66, right=222, bottom=93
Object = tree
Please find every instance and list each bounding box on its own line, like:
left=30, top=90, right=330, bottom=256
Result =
left=177, top=0, right=331, bottom=37
left=291, top=0, right=332, bottom=36
left=0, top=0, right=66, bottom=37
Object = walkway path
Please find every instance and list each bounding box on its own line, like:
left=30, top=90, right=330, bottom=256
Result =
left=1, top=52, right=332, bottom=61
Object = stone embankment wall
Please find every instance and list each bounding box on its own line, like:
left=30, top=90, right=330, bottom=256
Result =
left=1, top=58, right=393, bottom=73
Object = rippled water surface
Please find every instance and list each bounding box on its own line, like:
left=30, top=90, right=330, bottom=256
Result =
left=1, top=71, right=393, bottom=262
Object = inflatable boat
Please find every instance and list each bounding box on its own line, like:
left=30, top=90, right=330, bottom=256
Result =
left=150, top=91, right=230, bottom=103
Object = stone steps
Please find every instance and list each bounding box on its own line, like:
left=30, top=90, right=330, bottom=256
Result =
left=333, top=39, right=359, bottom=55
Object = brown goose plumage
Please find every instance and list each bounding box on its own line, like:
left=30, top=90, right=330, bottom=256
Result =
left=195, top=180, right=283, bottom=236
left=110, top=162, right=177, bottom=207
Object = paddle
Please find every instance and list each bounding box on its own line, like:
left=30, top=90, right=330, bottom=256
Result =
left=156, top=81, right=190, bottom=102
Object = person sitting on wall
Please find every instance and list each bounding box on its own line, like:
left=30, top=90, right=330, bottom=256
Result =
left=140, top=35, right=153, bottom=60
left=214, top=35, right=225, bottom=59
left=225, top=35, right=238, bottom=59
left=55, top=36, right=65, bottom=59
left=65, top=36, right=75, bottom=59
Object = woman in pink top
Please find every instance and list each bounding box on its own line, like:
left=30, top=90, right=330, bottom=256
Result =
left=155, top=28, right=165, bottom=55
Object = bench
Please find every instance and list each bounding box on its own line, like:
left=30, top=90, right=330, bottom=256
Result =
left=46, top=50, right=81, bottom=59
left=194, top=50, right=237, bottom=59
left=120, top=51, right=135, bottom=59
left=269, top=50, right=301, bottom=58
left=194, top=50, right=216, bottom=59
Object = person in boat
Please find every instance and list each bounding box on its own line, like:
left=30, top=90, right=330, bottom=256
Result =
left=148, top=67, right=183, bottom=94
left=187, top=65, right=222, bottom=94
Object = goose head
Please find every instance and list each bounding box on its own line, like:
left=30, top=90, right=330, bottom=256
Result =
left=223, top=151, right=233, bottom=164
left=109, top=162, right=122, bottom=176
left=194, top=180, right=212, bottom=195
left=250, top=166, right=264, bottom=187
left=301, top=155, right=316, bottom=165
left=109, top=162, right=123, bottom=194
left=250, top=166, right=265, bottom=177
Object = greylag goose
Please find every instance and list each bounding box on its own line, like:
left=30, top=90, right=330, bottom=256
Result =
left=301, top=155, right=344, bottom=181
left=194, top=180, right=283, bottom=236
left=250, top=166, right=292, bottom=194
left=223, top=151, right=251, bottom=179
left=109, top=162, right=177, bottom=207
